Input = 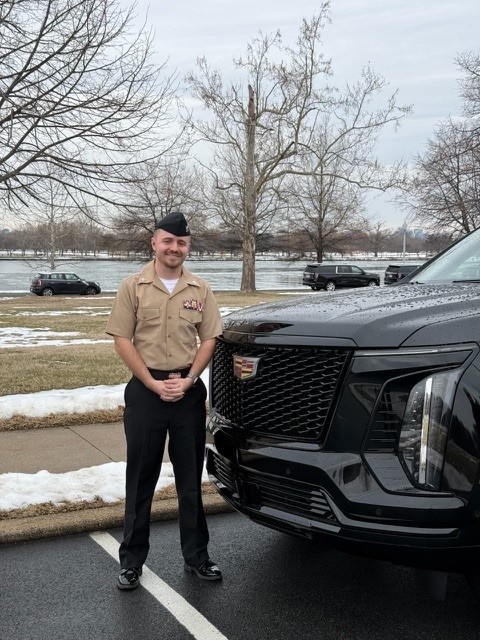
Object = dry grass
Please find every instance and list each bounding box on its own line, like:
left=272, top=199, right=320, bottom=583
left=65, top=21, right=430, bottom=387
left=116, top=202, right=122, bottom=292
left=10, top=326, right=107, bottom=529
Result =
left=0, top=344, right=130, bottom=395
left=0, top=290, right=292, bottom=429
left=0, top=408, right=123, bottom=432
left=0, top=294, right=112, bottom=336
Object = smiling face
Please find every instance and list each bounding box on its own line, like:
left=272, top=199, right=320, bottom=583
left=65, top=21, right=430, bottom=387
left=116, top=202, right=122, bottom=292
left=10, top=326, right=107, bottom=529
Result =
left=151, top=228, right=191, bottom=277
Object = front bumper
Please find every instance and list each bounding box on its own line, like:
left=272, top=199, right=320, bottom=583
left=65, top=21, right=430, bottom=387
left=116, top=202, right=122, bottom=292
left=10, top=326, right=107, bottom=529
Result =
left=206, top=427, right=480, bottom=571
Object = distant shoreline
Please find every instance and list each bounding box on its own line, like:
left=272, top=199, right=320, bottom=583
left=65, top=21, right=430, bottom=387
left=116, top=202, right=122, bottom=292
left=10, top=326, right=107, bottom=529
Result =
left=0, top=254, right=428, bottom=263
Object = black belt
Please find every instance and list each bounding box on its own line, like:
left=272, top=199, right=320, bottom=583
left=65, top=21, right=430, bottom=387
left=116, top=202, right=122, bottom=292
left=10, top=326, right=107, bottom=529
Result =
left=147, top=367, right=190, bottom=381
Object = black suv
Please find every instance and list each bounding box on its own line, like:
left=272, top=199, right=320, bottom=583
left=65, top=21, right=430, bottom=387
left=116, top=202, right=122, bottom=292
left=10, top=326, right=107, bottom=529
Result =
left=384, top=263, right=422, bottom=285
left=207, top=229, right=480, bottom=599
left=30, top=273, right=101, bottom=296
left=302, top=263, right=380, bottom=290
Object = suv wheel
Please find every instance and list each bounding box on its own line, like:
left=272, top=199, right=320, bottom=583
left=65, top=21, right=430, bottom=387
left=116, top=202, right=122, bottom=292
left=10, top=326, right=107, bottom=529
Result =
left=85, top=287, right=97, bottom=295
left=367, top=280, right=378, bottom=287
left=325, top=281, right=336, bottom=291
left=41, top=287, right=54, bottom=296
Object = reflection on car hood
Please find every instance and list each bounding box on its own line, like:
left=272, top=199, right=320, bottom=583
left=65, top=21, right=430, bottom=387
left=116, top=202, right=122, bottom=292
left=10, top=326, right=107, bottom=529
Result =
left=223, top=283, right=480, bottom=348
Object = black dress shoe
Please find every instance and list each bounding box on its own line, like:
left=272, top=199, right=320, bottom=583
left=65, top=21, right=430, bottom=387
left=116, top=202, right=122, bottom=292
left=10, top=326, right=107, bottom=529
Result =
left=184, top=558, right=222, bottom=581
left=117, top=567, right=142, bottom=590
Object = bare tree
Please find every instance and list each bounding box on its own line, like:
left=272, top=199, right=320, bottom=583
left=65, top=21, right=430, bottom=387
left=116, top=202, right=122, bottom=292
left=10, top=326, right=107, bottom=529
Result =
left=408, top=118, right=480, bottom=233
left=286, top=171, right=364, bottom=260
left=286, top=67, right=410, bottom=261
left=186, top=9, right=333, bottom=291
left=457, top=51, right=480, bottom=121
left=115, top=157, right=207, bottom=253
left=359, top=221, right=393, bottom=257
left=186, top=6, right=410, bottom=289
left=423, top=231, right=455, bottom=255
left=27, top=182, right=77, bottom=268
left=0, top=0, right=179, bottom=217
left=401, top=51, right=480, bottom=234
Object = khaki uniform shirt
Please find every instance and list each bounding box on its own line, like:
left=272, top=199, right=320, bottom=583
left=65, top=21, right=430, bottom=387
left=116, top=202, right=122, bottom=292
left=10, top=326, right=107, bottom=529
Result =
left=106, top=261, right=223, bottom=371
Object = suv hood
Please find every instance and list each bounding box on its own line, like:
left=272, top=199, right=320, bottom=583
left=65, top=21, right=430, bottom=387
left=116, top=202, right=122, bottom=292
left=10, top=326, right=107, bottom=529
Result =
left=223, top=283, right=480, bottom=348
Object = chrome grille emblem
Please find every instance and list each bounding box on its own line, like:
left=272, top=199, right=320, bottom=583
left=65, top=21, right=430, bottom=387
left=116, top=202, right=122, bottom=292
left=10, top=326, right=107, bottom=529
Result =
left=233, top=355, right=261, bottom=380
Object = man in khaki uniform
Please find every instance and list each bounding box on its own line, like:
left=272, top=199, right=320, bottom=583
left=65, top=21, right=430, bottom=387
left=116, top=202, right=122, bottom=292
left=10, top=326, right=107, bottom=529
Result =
left=106, top=211, right=223, bottom=589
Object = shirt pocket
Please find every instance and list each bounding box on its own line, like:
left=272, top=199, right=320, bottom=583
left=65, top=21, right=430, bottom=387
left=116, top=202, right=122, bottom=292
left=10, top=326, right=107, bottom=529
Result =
left=136, top=308, right=161, bottom=341
left=179, top=309, right=202, bottom=349
left=179, top=310, right=203, bottom=325
left=137, top=307, right=160, bottom=322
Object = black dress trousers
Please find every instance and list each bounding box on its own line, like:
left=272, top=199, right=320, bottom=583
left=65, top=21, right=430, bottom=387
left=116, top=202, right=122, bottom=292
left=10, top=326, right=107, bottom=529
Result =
left=119, top=374, right=209, bottom=569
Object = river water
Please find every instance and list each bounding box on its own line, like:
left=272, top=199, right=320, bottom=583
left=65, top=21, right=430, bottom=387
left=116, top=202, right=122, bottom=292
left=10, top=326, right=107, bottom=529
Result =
left=0, top=257, right=419, bottom=293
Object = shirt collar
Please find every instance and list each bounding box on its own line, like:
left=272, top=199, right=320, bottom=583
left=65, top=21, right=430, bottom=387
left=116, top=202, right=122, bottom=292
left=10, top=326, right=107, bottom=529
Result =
left=137, top=260, right=201, bottom=288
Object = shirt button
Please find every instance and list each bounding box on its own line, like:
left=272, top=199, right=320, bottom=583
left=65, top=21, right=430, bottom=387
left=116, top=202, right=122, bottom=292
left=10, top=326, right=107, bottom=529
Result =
left=168, top=316, right=172, bottom=319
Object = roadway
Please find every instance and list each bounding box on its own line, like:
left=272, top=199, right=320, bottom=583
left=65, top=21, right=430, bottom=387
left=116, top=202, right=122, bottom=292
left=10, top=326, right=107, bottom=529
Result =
left=4, top=511, right=480, bottom=640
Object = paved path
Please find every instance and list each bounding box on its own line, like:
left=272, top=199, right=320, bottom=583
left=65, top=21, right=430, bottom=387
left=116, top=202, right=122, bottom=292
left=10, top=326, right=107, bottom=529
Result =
left=0, top=421, right=173, bottom=474
left=0, top=422, right=130, bottom=474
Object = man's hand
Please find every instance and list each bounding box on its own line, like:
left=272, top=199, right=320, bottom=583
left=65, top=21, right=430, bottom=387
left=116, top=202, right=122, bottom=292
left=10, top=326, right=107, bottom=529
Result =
left=152, top=377, right=194, bottom=402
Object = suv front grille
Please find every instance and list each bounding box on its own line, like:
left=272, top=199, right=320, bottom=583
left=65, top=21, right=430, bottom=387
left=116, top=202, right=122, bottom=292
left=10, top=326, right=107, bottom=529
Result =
left=211, top=339, right=351, bottom=442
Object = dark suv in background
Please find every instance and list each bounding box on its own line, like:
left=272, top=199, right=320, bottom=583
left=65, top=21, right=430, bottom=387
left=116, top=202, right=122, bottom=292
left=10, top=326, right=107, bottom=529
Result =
left=302, top=264, right=380, bottom=291
left=384, top=263, right=422, bottom=285
left=207, top=228, right=480, bottom=600
left=30, top=273, right=101, bottom=296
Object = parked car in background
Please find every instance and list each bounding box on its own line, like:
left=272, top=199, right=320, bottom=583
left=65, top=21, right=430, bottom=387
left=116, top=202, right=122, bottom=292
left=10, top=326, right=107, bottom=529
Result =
left=384, top=263, right=422, bottom=285
left=302, top=263, right=380, bottom=291
left=30, top=273, right=101, bottom=296
left=207, top=227, right=480, bottom=601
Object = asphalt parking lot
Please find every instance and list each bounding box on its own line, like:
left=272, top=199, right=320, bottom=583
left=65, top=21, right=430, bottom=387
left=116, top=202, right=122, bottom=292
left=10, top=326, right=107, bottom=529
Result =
left=5, top=511, right=480, bottom=640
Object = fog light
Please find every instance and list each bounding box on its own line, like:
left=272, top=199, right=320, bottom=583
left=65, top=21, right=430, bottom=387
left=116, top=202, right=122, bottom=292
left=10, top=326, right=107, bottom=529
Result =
left=398, top=370, right=460, bottom=490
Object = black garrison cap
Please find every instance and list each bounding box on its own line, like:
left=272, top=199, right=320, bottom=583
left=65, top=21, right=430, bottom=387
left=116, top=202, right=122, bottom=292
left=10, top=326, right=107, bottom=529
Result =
left=154, top=211, right=191, bottom=236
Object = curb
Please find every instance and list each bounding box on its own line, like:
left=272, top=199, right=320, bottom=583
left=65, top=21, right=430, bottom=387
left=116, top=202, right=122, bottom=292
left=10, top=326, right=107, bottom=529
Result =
left=0, top=493, right=233, bottom=544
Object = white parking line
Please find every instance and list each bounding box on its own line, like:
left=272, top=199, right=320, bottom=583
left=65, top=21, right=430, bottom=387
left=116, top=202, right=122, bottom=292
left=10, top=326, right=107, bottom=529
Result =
left=90, top=531, right=229, bottom=640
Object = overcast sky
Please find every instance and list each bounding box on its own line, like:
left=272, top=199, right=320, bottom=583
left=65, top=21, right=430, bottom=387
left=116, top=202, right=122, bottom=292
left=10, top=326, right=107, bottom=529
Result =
left=124, top=0, right=479, bottom=226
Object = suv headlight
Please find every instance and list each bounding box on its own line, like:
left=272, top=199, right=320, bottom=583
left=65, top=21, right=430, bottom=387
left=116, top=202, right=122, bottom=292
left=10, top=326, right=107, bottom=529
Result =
left=398, top=369, right=462, bottom=490
left=356, top=345, right=477, bottom=492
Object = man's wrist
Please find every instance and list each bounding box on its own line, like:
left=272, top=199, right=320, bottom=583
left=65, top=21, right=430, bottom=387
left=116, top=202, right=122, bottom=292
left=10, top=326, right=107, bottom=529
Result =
left=186, top=372, right=199, bottom=386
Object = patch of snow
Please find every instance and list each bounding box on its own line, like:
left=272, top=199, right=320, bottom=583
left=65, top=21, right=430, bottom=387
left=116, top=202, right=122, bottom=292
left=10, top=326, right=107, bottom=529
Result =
left=0, top=461, right=208, bottom=512
left=0, top=384, right=126, bottom=419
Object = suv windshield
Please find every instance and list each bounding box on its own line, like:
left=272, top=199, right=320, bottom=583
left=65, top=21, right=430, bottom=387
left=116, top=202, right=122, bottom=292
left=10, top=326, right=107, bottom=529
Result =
left=411, top=229, right=480, bottom=283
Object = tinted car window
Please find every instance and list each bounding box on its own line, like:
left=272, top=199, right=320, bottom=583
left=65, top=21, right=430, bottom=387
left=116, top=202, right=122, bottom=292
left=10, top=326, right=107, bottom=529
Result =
left=408, top=231, right=480, bottom=283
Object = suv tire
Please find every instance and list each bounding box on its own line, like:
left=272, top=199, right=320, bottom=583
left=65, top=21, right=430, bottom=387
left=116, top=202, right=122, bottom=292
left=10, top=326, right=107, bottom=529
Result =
left=367, top=280, right=378, bottom=287
left=325, top=280, right=336, bottom=291
left=41, top=287, right=54, bottom=296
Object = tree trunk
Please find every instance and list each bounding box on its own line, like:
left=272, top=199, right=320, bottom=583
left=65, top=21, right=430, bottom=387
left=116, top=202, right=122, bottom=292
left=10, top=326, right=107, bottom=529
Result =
left=49, top=222, right=56, bottom=270
left=241, top=84, right=257, bottom=292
